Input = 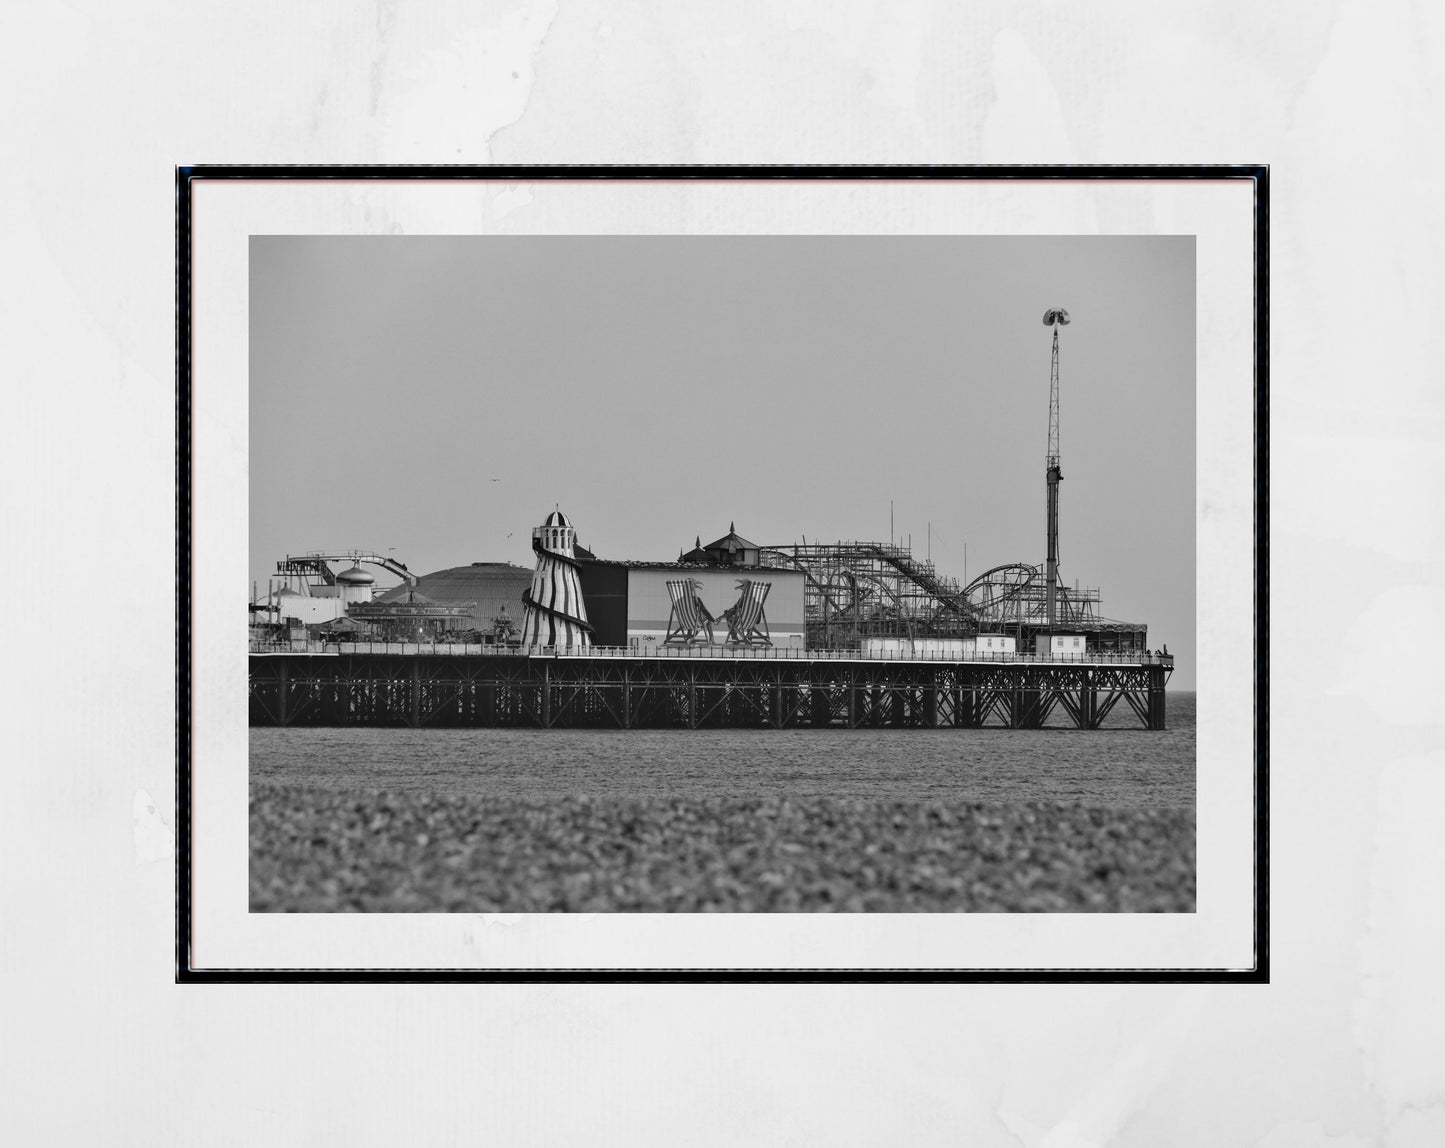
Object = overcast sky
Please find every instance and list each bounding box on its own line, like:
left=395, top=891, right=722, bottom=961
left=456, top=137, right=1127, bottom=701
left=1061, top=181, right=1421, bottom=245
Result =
left=251, top=235, right=1195, bottom=686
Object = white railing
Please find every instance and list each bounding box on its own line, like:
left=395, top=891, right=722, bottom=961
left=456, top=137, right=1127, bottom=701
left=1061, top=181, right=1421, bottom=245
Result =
left=249, top=639, right=1170, bottom=666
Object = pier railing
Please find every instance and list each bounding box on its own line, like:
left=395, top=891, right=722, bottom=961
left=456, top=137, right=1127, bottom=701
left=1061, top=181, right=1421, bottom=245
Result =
left=249, top=639, right=1171, bottom=667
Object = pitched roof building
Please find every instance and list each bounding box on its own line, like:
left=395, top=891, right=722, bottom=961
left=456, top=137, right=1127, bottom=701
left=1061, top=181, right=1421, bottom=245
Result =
left=677, top=523, right=762, bottom=568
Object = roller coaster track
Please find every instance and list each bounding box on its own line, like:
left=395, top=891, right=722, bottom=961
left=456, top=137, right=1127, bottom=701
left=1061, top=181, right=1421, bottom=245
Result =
left=277, top=552, right=419, bottom=587
left=762, top=543, right=981, bottom=623
left=864, top=544, right=980, bottom=620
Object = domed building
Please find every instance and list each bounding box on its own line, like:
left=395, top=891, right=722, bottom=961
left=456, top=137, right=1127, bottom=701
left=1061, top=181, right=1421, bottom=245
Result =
left=367, top=561, right=533, bottom=642
left=258, top=552, right=524, bottom=642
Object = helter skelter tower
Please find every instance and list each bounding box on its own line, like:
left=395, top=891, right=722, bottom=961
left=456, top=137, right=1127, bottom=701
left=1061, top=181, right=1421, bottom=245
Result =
left=1042, top=307, right=1071, bottom=631
left=520, top=509, right=593, bottom=648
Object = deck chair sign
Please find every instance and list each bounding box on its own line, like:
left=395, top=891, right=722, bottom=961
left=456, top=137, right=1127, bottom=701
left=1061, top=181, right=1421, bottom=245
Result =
left=664, top=579, right=716, bottom=644
left=723, top=579, right=772, bottom=646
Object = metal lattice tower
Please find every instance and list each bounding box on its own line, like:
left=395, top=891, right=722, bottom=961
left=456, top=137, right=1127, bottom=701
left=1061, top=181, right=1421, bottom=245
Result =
left=1046, top=327, right=1062, bottom=471
left=1042, top=308, right=1071, bottom=631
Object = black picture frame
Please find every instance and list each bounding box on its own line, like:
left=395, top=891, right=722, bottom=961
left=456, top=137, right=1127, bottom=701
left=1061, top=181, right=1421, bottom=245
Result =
left=177, top=164, right=1268, bottom=984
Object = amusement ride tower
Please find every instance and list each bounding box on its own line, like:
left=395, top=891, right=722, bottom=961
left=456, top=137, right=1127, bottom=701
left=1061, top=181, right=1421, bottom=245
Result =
left=520, top=509, right=592, bottom=648
left=1042, top=307, right=1070, bottom=631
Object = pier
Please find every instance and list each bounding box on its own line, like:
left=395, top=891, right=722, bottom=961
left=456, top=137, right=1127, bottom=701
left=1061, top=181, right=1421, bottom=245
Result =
left=248, top=645, right=1173, bottom=730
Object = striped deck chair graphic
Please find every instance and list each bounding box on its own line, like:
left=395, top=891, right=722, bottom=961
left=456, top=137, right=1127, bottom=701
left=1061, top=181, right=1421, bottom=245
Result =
left=723, top=579, right=772, bottom=646
left=664, top=578, right=716, bottom=644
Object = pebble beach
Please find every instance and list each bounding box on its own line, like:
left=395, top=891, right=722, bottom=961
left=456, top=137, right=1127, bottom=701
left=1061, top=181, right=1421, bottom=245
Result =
left=250, top=783, right=1195, bottom=913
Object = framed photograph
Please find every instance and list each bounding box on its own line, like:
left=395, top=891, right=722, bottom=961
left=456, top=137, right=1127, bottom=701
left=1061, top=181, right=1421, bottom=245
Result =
left=179, top=166, right=1266, bottom=981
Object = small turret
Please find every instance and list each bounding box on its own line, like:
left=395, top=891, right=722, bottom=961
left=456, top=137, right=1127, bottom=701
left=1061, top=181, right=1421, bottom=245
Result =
left=336, top=565, right=375, bottom=610
left=533, top=508, right=576, bottom=556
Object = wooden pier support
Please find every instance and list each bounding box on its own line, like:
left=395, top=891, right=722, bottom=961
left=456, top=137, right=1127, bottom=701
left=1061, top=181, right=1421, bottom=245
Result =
left=277, top=658, right=288, bottom=727
left=248, top=652, right=1171, bottom=731
left=1148, top=666, right=1167, bottom=730
left=811, top=686, right=831, bottom=726
left=409, top=658, right=421, bottom=728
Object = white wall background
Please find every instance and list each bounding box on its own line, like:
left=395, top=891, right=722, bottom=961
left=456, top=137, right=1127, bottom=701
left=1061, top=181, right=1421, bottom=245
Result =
left=2, top=1, right=1442, bottom=1144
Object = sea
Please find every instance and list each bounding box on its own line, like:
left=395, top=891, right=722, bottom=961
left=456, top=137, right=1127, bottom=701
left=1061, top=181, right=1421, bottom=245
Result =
left=250, top=691, right=1195, bottom=808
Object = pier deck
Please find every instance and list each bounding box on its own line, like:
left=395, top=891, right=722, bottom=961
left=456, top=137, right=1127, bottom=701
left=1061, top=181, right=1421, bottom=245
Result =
left=249, top=646, right=1173, bottom=730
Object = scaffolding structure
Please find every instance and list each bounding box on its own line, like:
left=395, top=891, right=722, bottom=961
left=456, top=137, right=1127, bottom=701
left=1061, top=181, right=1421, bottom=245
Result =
left=758, top=542, right=1150, bottom=656
left=760, top=541, right=979, bottom=648
left=963, top=562, right=1101, bottom=628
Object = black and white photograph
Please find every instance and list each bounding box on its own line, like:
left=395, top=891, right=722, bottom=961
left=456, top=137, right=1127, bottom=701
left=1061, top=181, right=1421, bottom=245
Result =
left=12, top=0, right=1445, bottom=1142
left=185, top=173, right=1258, bottom=976
left=245, top=230, right=1199, bottom=917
